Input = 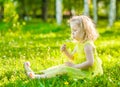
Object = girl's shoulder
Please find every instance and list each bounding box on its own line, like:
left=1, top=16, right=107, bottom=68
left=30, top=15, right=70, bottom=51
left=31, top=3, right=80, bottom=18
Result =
left=75, top=40, right=96, bottom=49
left=84, top=40, right=96, bottom=48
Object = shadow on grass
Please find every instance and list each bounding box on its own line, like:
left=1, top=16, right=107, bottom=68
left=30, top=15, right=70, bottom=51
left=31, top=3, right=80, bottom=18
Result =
left=3, top=74, right=86, bottom=87
left=100, top=29, right=120, bottom=38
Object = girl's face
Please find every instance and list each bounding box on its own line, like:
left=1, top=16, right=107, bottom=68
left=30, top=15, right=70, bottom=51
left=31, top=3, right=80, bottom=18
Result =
left=70, top=24, right=82, bottom=41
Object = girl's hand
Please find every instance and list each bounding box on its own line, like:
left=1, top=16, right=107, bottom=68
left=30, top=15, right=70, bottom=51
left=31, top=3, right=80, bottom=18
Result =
left=61, top=44, right=67, bottom=52
left=65, top=62, right=74, bottom=67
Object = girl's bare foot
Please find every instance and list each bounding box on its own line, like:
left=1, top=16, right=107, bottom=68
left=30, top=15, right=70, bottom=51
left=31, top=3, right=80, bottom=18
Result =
left=24, top=61, right=33, bottom=72
left=24, top=61, right=35, bottom=78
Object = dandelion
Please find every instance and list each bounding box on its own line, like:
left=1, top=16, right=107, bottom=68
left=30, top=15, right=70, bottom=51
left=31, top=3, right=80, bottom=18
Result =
left=13, top=23, right=16, bottom=27
left=64, top=81, right=69, bottom=85
left=22, top=21, right=26, bottom=25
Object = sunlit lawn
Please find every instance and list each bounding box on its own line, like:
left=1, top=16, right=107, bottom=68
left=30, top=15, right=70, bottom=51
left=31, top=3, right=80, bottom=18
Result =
left=0, top=20, right=120, bottom=87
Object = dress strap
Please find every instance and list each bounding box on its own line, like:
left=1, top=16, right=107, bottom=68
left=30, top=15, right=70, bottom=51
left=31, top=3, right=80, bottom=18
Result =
left=84, top=41, right=95, bottom=48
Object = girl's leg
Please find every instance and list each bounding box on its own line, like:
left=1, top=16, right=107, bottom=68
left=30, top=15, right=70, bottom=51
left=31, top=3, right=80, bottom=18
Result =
left=27, top=65, right=66, bottom=79
left=40, top=65, right=67, bottom=78
left=33, top=65, right=67, bottom=79
left=40, top=64, right=65, bottom=73
left=24, top=62, right=70, bottom=79
left=34, top=74, right=46, bottom=79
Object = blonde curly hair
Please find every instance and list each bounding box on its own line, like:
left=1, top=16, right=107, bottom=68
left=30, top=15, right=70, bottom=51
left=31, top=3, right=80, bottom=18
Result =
left=69, top=15, right=99, bottom=42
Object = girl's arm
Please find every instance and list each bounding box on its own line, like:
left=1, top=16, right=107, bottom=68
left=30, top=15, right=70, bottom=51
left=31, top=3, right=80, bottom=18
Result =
left=72, top=44, right=94, bottom=69
left=63, top=50, right=74, bottom=60
left=61, top=44, right=74, bottom=60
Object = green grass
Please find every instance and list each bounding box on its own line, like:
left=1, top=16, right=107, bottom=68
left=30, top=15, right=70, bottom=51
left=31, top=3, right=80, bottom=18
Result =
left=0, top=20, right=120, bottom=87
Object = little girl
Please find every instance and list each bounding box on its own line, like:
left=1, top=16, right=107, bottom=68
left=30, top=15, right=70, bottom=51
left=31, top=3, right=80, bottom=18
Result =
left=24, top=15, right=103, bottom=79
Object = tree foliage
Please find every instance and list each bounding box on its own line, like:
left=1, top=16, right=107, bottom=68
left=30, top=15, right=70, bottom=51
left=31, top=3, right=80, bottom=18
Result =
left=0, top=0, right=120, bottom=26
left=3, top=0, right=24, bottom=31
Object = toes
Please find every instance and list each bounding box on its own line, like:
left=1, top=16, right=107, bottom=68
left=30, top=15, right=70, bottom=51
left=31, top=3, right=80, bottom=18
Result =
left=27, top=72, right=35, bottom=79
